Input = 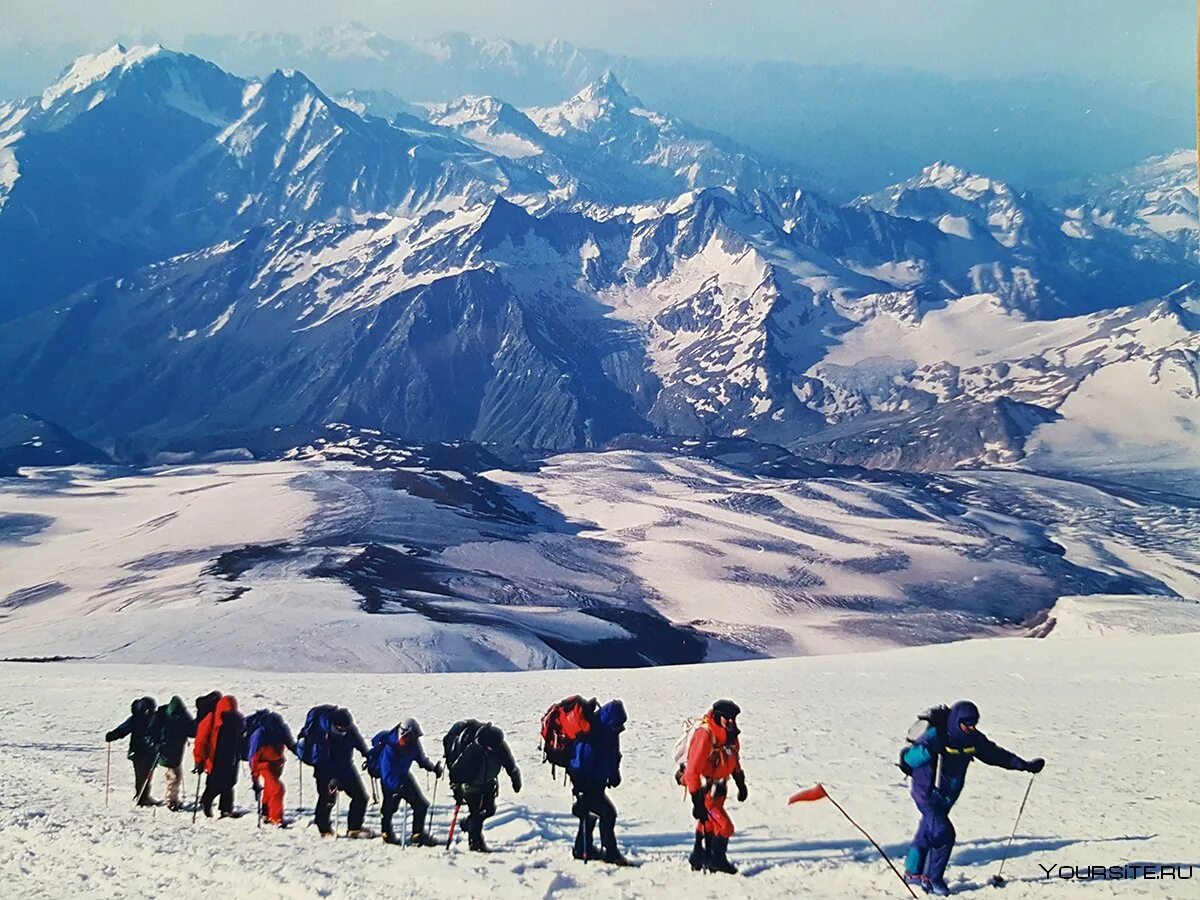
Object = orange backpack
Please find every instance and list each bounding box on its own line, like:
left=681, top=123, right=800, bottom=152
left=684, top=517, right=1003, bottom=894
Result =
left=539, top=696, right=596, bottom=774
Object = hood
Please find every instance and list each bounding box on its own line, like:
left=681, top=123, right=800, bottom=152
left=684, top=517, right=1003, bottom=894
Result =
left=598, top=699, right=627, bottom=732
left=131, top=696, right=156, bottom=718
left=399, top=718, right=422, bottom=739
left=477, top=723, right=504, bottom=750
left=166, top=696, right=187, bottom=717
left=947, top=700, right=980, bottom=748
left=196, top=690, right=222, bottom=720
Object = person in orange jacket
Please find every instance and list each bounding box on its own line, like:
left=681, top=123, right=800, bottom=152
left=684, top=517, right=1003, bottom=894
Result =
left=246, top=710, right=296, bottom=827
left=682, top=699, right=747, bottom=875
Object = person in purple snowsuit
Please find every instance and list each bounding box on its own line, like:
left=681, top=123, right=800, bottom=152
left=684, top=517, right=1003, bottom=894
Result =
left=901, top=700, right=1044, bottom=896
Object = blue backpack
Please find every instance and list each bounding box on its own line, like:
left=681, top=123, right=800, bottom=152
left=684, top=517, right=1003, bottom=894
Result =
left=364, top=730, right=389, bottom=780
left=240, top=709, right=271, bottom=761
left=296, top=704, right=337, bottom=767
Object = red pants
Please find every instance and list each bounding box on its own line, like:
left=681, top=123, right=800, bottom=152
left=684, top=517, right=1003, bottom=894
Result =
left=256, top=765, right=286, bottom=824
left=697, top=788, right=735, bottom=838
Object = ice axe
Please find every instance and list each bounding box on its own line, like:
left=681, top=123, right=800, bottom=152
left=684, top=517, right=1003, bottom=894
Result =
left=790, top=784, right=918, bottom=900
left=990, top=773, right=1037, bottom=887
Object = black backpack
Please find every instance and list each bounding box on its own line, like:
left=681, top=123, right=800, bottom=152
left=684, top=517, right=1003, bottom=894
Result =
left=897, top=705, right=949, bottom=776
left=240, top=709, right=272, bottom=762
left=444, top=720, right=485, bottom=784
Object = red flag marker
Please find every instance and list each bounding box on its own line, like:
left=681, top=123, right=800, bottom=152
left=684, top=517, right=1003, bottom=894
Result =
left=788, top=783, right=918, bottom=899
left=788, top=785, right=828, bottom=804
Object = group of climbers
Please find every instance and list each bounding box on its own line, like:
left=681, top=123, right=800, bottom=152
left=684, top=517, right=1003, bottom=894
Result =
left=106, top=692, right=1042, bottom=893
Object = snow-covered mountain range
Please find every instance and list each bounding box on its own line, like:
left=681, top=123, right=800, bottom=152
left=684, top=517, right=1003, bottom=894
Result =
left=0, top=44, right=1196, bottom=472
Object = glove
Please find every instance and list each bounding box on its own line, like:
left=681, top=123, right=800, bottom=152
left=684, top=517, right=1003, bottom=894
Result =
left=452, top=786, right=464, bottom=805
left=192, top=763, right=204, bottom=775
left=510, top=770, right=522, bottom=794
left=609, top=772, right=621, bottom=789
left=1026, top=757, right=1045, bottom=774
left=433, top=761, right=444, bottom=778
left=691, top=790, right=708, bottom=822
left=734, top=773, right=748, bottom=803
left=104, top=731, right=116, bottom=742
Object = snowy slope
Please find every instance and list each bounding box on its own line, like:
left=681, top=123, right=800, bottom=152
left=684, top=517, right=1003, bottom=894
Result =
left=1, top=628, right=1197, bottom=898
left=2, top=442, right=1196, bottom=670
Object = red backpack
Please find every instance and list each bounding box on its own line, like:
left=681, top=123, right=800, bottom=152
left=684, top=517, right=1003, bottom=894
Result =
left=539, top=696, right=596, bottom=774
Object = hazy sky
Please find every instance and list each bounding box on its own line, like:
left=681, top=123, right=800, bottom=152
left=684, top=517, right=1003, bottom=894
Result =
left=3, top=0, right=1193, bottom=84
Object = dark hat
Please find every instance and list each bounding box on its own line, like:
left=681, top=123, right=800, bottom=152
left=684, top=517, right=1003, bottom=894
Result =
left=711, top=699, right=741, bottom=720
left=331, top=708, right=353, bottom=729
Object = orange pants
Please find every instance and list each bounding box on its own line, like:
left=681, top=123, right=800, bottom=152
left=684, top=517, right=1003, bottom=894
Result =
left=697, top=787, right=735, bottom=838
left=256, top=765, right=286, bottom=824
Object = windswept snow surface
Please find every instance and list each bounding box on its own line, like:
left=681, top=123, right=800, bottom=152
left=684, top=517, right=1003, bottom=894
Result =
left=0, top=628, right=1197, bottom=898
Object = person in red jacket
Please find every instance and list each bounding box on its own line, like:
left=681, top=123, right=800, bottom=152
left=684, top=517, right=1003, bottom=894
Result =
left=682, top=699, right=747, bottom=875
left=196, top=695, right=244, bottom=818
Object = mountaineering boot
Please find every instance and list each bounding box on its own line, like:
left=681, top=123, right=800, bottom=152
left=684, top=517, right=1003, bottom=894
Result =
left=928, top=880, right=951, bottom=897
left=409, top=831, right=439, bottom=847
left=346, top=828, right=376, bottom=840
left=381, top=831, right=402, bottom=845
left=904, top=873, right=932, bottom=893
left=602, top=847, right=632, bottom=867
left=688, top=833, right=708, bottom=871
left=573, top=816, right=598, bottom=860
left=219, top=810, right=246, bottom=819
left=467, top=817, right=489, bottom=853
left=706, top=836, right=738, bottom=875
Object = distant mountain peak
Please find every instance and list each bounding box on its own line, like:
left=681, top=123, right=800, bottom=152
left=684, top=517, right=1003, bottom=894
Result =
left=41, top=43, right=167, bottom=109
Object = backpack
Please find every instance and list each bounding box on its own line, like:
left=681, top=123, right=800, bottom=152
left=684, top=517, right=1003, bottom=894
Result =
left=444, top=720, right=484, bottom=784
left=364, top=730, right=389, bottom=780
left=539, top=696, right=595, bottom=773
left=296, top=704, right=338, bottom=767
left=240, top=709, right=273, bottom=762
left=898, top=705, right=949, bottom=776
left=673, top=716, right=712, bottom=784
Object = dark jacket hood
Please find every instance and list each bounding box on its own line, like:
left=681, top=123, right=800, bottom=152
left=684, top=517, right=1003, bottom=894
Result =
left=947, top=700, right=980, bottom=748
left=598, top=700, right=627, bottom=732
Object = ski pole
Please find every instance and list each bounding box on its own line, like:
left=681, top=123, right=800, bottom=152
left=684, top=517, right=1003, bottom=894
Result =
left=990, top=773, right=1037, bottom=887
left=370, top=776, right=379, bottom=807
left=446, top=802, right=461, bottom=850
left=403, top=800, right=410, bottom=849
left=105, top=743, right=111, bottom=807
left=790, top=784, right=918, bottom=900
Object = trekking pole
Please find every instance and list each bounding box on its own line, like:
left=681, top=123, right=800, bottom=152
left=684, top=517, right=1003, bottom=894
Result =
left=990, top=773, right=1037, bottom=887
left=428, top=774, right=440, bottom=839
left=445, top=802, right=461, bottom=850
left=370, top=776, right=378, bottom=807
left=790, top=784, right=918, bottom=900
left=403, top=801, right=410, bottom=849
left=192, top=770, right=203, bottom=824
left=134, top=767, right=155, bottom=806
left=105, top=744, right=111, bottom=807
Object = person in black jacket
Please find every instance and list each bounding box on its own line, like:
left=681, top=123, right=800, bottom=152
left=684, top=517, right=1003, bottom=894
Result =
left=312, top=707, right=371, bottom=838
left=150, top=696, right=195, bottom=811
left=447, top=722, right=521, bottom=853
left=197, top=695, right=245, bottom=818
left=105, top=696, right=159, bottom=806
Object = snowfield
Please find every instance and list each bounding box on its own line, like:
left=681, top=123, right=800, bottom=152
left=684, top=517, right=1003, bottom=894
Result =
left=1, top=600, right=1197, bottom=899
left=3, top=450, right=1198, bottom=670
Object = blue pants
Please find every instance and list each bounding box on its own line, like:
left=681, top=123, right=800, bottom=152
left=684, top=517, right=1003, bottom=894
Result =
left=906, top=796, right=956, bottom=883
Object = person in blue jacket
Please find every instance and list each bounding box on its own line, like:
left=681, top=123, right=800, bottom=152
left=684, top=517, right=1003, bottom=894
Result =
left=378, top=718, right=443, bottom=846
left=567, top=699, right=631, bottom=866
left=312, top=707, right=371, bottom=838
left=902, top=700, right=1044, bottom=896
left=105, top=696, right=159, bottom=806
